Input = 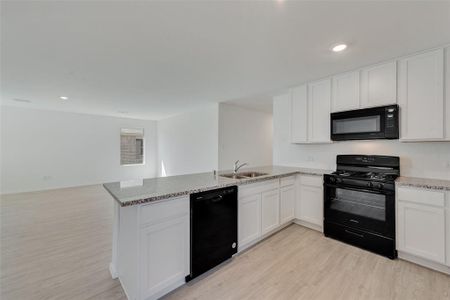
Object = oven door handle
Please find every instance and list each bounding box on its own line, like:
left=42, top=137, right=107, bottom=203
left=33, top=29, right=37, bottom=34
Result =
left=324, top=183, right=394, bottom=195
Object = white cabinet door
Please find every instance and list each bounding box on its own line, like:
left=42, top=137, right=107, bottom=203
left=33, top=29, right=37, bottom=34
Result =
left=297, top=183, right=323, bottom=228
left=140, top=215, right=189, bottom=300
left=361, top=61, right=397, bottom=108
left=238, top=193, right=261, bottom=248
left=261, top=189, right=280, bottom=235
left=332, top=71, right=360, bottom=112
left=291, top=85, right=308, bottom=143
left=397, top=201, right=446, bottom=264
left=447, top=205, right=450, bottom=266
left=280, top=184, right=295, bottom=224
left=399, top=49, right=444, bottom=140
left=308, top=79, right=331, bottom=143
left=445, top=46, right=450, bottom=140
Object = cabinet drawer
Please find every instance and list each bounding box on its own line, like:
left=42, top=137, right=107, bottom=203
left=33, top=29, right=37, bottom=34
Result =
left=240, top=180, right=279, bottom=197
left=280, top=176, right=296, bottom=187
left=140, top=196, right=189, bottom=225
left=300, top=175, right=323, bottom=187
left=397, top=187, right=445, bottom=207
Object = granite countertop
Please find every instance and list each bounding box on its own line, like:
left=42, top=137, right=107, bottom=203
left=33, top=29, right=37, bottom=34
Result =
left=395, top=176, right=450, bottom=191
left=103, top=165, right=331, bottom=207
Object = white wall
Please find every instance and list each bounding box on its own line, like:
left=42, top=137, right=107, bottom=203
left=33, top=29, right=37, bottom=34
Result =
left=0, top=106, right=158, bottom=194
left=157, top=104, right=219, bottom=177
left=218, top=103, right=272, bottom=171
left=273, top=94, right=450, bottom=179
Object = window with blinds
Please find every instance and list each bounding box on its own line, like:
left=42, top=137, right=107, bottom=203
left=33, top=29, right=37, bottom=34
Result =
left=120, top=128, right=144, bottom=165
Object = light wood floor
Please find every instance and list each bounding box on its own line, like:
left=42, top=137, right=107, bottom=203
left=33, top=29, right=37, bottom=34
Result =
left=1, top=185, right=125, bottom=300
left=1, top=185, right=449, bottom=300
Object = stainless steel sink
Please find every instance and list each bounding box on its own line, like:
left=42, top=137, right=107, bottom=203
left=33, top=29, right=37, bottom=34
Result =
left=237, top=172, right=268, bottom=178
left=220, top=174, right=248, bottom=179
left=220, top=172, right=268, bottom=179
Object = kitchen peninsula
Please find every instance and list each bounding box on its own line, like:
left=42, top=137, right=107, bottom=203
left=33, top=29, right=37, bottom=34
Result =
left=103, top=165, right=330, bottom=300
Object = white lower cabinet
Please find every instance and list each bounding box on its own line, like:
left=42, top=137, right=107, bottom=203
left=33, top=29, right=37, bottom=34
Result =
left=280, top=184, right=296, bottom=224
left=238, top=179, right=296, bottom=252
left=397, top=186, right=450, bottom=273
left=140, top=215, right=189, bottom=300
left=115, top=196, right=190, bottom=300
left=447, top=207, right=450, bottom=266
left=261, top=189, right=280, bottom=235
left=397, top=201, right=446, bottom=264
left=238, top=193, right=262, bottom=250
left=295, top=175, right=323, bottom=230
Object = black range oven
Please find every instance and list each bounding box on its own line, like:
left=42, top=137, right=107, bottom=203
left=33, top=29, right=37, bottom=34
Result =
left=324, top=155, right=399, bottom=259
left=330, top=105, right=399, bottom=141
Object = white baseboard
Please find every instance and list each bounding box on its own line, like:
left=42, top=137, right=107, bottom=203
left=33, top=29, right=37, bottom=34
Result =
left=118, top=276, right=132, bottom=300
left=262, top=221, right=294, bottom=239
left=145, top=278, right=186, bottom=300
left=109, top=262, right=118, bottom=279
left=294, top=219, right=323, bottom=232
left=238, top=221, right=294, bottom=253
left=398, top=251, right=450, bottom=275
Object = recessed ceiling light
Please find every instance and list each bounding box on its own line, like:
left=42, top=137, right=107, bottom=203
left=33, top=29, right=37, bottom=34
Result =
left=331, top=44, right=347, bottom=52
left=13, top=98, right=32, bottom=103
left=59, top=96, right=69, bottom=100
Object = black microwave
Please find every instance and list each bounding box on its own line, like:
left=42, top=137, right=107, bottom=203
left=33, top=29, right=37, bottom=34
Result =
left=330, top=105, right=399, bottom=141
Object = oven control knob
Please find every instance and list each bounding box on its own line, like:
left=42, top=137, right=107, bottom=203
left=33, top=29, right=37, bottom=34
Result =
left=336, top=178, right=343, bottom=183
left=367, top=182, right=373, bottom=188
left=377, top=183, right=384, bottom=189
left=330, top=177, right=336, bottom=183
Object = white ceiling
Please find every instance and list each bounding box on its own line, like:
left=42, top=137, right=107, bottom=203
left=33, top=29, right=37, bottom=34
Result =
left=2, top=1, right=450, bottom=120
left=226, top=94, right=275, bottom=114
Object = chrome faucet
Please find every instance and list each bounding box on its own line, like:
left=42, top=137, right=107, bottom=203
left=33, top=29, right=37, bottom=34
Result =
left=233, top=160, right=248, bottom=173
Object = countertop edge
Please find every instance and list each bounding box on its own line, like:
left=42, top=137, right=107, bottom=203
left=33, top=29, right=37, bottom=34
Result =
left=395, top=176, right=450, bottom=192
left=114, top=170, right=324, bottom=207
left=109, top=173, right=450, bottom=207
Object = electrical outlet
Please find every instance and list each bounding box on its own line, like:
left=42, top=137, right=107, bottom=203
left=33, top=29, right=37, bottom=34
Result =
left=307, top=156, right=314, bottom=162
left=42, top=175, right=52, bottom=181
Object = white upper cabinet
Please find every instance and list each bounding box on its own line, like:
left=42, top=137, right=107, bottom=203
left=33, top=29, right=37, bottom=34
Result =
left=308, top=79, right=331, bottom=143
left=285, top=45, right=450, bottom=144
left=446, top=46, right=450, bottom=140
left=290, top=85, right=308, bottom=143
left=331, top=71, right=360, bottom=112
left=290, top=80, right=331, bottom=144
left=331, top=62, right=396, bottom=112
left=398, top=49, right=444, bottom=141
left=361, top=61, right=397, bottom=108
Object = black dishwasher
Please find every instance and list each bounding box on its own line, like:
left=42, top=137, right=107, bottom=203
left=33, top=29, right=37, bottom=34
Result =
left=186, top=186, right=238, bottom=281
